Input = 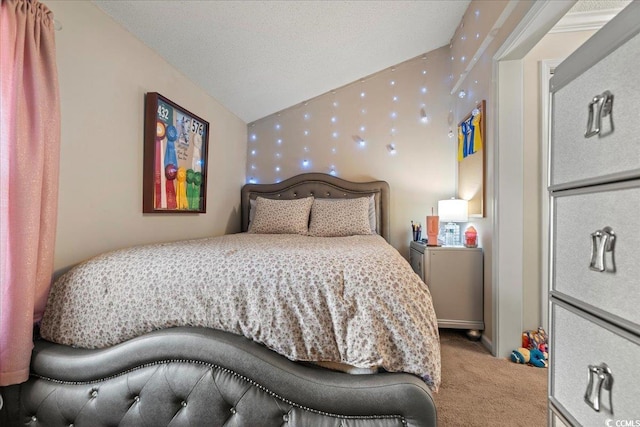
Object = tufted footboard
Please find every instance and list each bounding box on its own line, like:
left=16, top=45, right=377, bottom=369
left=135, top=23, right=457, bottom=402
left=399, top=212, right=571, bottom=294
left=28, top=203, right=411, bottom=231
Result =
left=17, top=327, right=436, bottom=426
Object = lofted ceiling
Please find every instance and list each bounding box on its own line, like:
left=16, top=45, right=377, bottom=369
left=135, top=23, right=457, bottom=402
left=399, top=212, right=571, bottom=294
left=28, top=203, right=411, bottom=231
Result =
left=92, top=0, right=471, bottom=123
left=91, top=0, right=632, bottom=123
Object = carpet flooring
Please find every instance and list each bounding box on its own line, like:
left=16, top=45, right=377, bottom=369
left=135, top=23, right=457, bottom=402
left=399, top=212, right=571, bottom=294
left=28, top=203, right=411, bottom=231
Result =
left=432, top=329, right=548, bottom=427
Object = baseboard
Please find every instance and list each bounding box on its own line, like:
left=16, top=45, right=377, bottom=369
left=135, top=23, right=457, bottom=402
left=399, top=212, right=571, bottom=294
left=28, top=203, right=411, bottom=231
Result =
left=481, top=333, right=493, bottom=355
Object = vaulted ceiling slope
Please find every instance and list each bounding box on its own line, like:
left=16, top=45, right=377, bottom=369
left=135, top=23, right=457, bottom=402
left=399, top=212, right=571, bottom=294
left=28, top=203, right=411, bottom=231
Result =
left=92, top=0, right=471, bottom=123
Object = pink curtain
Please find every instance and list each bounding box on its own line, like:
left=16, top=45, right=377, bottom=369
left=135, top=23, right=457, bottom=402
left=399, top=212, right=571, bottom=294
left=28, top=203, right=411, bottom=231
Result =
left=0, top=0, right=60, bottom=386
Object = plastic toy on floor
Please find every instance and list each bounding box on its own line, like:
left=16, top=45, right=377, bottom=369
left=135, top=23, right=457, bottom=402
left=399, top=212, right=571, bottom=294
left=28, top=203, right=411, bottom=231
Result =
left=522, top=327, right=547, bottom=351
left=529, top=348, right=548, bottom=368
left=510, top=347, right=548, bottom=368
left=510, top=347, right=530, bottom=364
left=510, top=327, right=549, bottom=367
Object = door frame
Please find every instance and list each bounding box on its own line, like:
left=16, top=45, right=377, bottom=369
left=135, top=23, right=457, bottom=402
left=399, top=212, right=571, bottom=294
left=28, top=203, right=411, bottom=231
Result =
left=491, top=0, right=575, bottom=357
left=539, top=58, right=563, bottom=333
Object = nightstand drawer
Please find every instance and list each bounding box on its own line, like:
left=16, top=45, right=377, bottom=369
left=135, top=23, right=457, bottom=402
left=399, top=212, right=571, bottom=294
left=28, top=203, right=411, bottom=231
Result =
left=550, top=300, right=640, bottom=424
left=552, top=181, right=640, bottom=332
left=409, top=247, right=424, bottom=281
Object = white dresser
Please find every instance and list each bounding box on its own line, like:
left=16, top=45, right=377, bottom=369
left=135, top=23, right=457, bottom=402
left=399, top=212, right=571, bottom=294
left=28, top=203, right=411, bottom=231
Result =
left=548, top=3, right=640, bottom=425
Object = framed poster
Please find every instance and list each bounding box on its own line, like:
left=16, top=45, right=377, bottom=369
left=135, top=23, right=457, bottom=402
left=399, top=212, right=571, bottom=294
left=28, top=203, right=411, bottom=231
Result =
left=143, top=92, right=209, bottom=213
left=457, top=100, right=485, bottom=217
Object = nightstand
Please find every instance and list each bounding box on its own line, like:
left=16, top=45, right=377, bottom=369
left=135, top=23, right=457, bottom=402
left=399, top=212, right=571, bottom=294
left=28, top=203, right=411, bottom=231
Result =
left=410, top=241, right=484, bottom=339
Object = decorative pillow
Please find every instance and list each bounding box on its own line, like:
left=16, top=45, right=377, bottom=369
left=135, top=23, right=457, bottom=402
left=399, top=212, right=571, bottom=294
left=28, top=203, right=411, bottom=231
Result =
left=248, top=196, right=314, bottom=235
left=249, top=198, right=257, bottom=224
left=250, top=195, right=376, bottom=232
left=308, top=197, right=373, bottom=237
left=368, top=194, right=377, bottom=233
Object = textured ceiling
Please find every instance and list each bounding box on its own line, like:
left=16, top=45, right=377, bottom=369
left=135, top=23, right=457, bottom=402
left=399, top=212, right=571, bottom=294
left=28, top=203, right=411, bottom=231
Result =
left=92, top=0, right=470, bottom=123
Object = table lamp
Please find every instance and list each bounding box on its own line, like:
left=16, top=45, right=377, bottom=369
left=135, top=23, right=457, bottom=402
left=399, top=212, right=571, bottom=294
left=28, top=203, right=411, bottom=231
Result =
left=438, top=198, right=468, bottom=246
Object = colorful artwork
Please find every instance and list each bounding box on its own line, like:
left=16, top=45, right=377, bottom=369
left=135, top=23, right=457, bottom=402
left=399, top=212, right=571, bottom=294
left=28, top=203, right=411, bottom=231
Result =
left=143, top=93, right=209, bottom=213
left=457, top=100, right=485, bottom=217
left=457, top=109, right=483, bottom=161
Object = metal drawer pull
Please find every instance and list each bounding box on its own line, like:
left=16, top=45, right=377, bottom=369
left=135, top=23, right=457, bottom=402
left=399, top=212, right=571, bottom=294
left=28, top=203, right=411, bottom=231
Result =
left=590, top=226, right=616, bottom=272
left=585, top=90, right=614, bottom=138
left=584, top=363, right=614, bottom=414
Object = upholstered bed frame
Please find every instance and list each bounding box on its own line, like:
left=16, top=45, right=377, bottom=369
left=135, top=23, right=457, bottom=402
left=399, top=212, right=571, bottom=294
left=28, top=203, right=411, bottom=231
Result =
left=241, top=172, right=391, bottom=241
left=10, top=173, right=437, bottom=427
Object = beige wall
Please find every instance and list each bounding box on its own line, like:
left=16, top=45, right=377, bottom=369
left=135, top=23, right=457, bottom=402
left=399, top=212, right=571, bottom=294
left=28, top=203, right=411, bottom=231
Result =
left=521, top=29, right=595, bottom=330
left=246, top=46, right=455, bottom=257
left=48, top=1, right=247, bottom=273
left=449, top=0, right=537, bottom=345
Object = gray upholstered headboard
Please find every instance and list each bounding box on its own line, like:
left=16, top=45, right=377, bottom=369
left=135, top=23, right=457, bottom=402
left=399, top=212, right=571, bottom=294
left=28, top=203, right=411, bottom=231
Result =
left=241, top=173, right=390, bottom=242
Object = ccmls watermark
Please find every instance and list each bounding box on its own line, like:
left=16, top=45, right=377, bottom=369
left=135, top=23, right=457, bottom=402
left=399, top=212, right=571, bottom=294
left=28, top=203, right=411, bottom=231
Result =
left=606, top=420, right=640, bottom=427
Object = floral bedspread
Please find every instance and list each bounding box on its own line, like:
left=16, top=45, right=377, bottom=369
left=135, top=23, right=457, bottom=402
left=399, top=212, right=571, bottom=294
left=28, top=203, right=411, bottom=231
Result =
left=40, top=233, right=441, bottom=390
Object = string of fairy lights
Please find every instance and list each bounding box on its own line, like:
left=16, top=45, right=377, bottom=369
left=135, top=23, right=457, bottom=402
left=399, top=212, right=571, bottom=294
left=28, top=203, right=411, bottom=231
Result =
left=246, top=58, right=430, bottom=184
left=246, top=6, right=485, bottom=184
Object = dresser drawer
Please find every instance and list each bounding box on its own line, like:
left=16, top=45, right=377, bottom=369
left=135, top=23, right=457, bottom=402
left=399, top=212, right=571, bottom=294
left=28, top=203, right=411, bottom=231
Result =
left=552, top=181, right=640, bottom=332
left=550, top=300, right=640, bottom=424
left=550, top=29, right=640, bottom=189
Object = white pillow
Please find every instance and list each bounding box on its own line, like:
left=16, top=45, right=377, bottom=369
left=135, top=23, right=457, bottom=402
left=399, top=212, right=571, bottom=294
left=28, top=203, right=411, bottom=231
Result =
left=308, top=197, right=373, bottom=237
left=248, top=196, right=313, bottom=235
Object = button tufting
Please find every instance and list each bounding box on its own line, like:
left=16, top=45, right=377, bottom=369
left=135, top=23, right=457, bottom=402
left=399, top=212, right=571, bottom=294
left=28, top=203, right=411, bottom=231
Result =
left=326, top=192, right=330, bottom=197
left=31, top=415, right=37, bottom=422
left=283, top=414, right=289, bottom=422
left=69, top=424, right=74, bottom=427
left=134, top=396, right=140, bottom=403
left=230, top=407, right=236, bottom=414
left=181, top=401, right=187, bottom=407
left=90, top=390, right=98, bottom=398
left=293, top=192, right=297, bottom=197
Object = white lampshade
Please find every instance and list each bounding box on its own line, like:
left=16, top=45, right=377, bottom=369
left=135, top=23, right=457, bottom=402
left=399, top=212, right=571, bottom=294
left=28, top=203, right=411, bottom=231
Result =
left=438, top=198, right=468, bottom=222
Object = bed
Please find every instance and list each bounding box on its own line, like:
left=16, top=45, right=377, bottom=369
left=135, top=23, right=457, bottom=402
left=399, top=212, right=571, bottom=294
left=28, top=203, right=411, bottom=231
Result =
left=15, top=173, right=439, bottom=427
